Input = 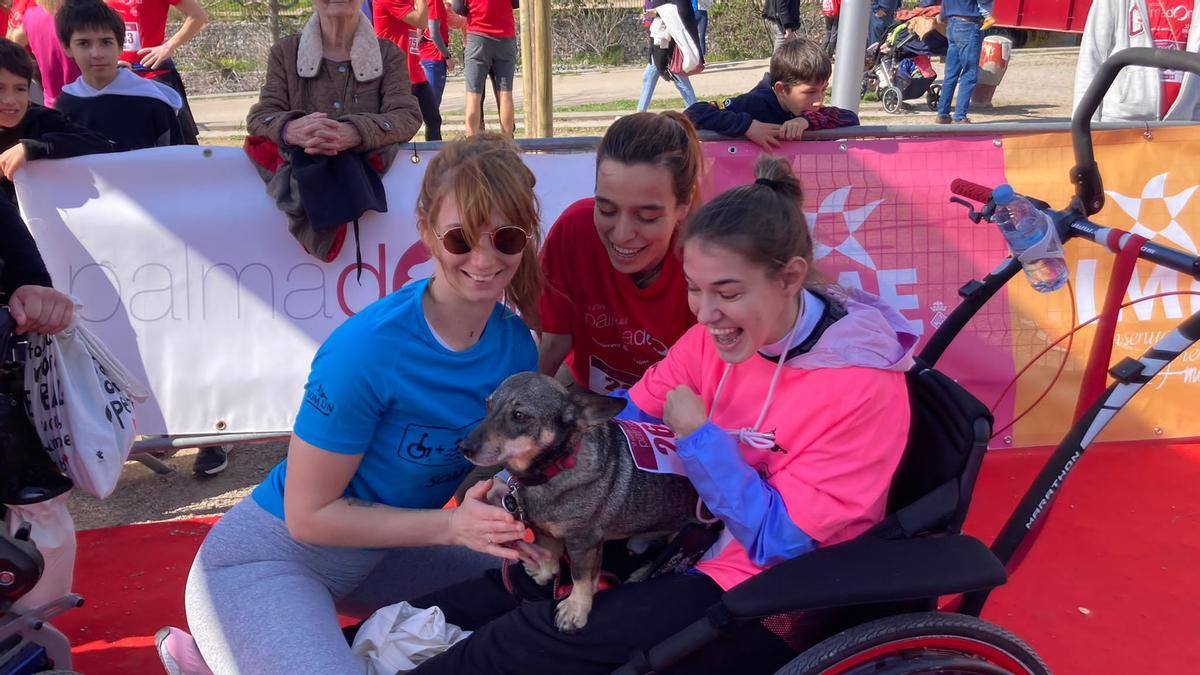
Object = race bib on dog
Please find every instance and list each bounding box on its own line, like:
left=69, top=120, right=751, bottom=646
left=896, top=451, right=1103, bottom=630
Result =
left=616, top=419, right=687, bottom=476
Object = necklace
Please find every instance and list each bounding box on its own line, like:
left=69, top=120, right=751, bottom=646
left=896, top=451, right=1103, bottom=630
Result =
left=706, top=294, right=805, bottom=451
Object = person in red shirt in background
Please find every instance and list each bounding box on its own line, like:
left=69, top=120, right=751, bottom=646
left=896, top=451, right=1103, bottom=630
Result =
left=1148, top=0, right=1195, bottom=117
left=538, top=111, right=703, bottom=394
left=1074, top=0, right=1200, bottom=121
left=375, top=0, right=441, bottom=140
left=452, top=0, right=516, bottom=137
left=104, top=0, right=207, bottom=144
left=418, top=0, right=453, bottom=109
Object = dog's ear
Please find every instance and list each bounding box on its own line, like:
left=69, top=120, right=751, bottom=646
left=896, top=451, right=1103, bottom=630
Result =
left=567, top=392, right=627, bottom=429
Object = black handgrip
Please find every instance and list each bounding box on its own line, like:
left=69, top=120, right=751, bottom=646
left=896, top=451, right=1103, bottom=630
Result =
left=1072, top=48, right=1200, bottom=215
left=950, top=178, right=993, bottom=203
left=0, top=306, right=14, bottom=357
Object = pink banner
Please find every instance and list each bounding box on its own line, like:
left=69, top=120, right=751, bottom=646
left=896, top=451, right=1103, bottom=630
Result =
left=703, top=140, right=1017, bottom=437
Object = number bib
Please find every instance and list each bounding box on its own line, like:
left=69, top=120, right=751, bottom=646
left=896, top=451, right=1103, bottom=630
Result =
left=615, top=419, right=687, bottom=476
left=124, top=22, right=141, bottom=53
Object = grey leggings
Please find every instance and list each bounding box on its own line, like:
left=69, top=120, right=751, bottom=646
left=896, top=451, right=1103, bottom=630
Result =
left=185, top=498, right=497, bottom=674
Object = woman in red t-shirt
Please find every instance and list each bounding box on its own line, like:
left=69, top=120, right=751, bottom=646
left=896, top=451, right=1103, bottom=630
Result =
left=538, top=111, right=703, bottom=394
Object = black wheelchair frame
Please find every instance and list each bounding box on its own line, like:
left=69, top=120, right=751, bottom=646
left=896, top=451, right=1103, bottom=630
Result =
left=616, top=48, right=1200, bottom=675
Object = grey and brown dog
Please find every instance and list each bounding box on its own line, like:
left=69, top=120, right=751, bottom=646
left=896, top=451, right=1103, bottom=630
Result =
left=460, top=372, right=699, bottom=632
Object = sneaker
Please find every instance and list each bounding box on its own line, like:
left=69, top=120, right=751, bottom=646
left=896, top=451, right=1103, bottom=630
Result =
left=935, top=114, right=952, bottom=124
left=192, top=446, right=228, bottom=477
left=953, top=117, right=973, bottom=124
left=155, top=626, right=214, bottom=675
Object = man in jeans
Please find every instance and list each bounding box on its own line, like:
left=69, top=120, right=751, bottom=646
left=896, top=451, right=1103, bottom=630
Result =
left=761, top=0, right=799, bottom=52
left=935, top=0, right=992, bottom=124
left=453, top=0, right=518, bottom=137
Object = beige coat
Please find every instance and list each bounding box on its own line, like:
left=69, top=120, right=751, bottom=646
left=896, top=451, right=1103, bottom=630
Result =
left=246, top=14, right=422, bottom=150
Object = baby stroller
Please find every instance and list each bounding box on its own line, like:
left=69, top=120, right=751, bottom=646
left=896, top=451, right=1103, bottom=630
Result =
left=863, top=19, right=949, bottom=114
left=0, top=307, right=83, bottom=675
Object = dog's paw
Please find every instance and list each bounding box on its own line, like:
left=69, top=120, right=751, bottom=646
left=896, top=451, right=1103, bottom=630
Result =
left=524, top=558, right=556, bottom=586
left=554, top=596, right=591, bottom=633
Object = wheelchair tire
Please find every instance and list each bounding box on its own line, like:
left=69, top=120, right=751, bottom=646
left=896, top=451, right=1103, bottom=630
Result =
left=774, top=612, right=1049, bottom=675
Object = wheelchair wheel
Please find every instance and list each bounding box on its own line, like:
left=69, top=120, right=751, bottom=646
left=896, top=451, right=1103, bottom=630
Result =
left=881, top=87, right=903, bottom=114
left=926, top=84, right=942, bottom=112
left=775, top=612, right=1049, bottom=675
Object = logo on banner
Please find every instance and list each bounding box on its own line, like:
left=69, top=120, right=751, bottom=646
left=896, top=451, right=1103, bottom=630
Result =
left=1105, top=172, right=1199, bottom=254
left=805, top=186, right=884, bottom=270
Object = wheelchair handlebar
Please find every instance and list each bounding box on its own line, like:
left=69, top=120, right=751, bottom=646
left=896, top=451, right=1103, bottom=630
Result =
left=949, top=180, right=1200, bottom=280
left=0, top=307, right=14, bottom=357
left=949, top=178, right=993, bottom=204
left=1072, top=48, right=1200, bottom=214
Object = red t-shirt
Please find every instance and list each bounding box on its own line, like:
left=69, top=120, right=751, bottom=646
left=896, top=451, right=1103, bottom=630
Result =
left=464, top=0, right=515, bottom=38
left=539, top=198, right=696, bottom=394
left=1148, top=0, right=1193, bottom=117
left=419, top=0, right=451, bottom=62
left=107, top=0, right=181, bottom=66
left=373, top=0, right=428, bottom=84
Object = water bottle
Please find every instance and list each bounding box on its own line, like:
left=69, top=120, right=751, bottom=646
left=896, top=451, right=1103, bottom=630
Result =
left=991, top=184, right=1069, bottom=292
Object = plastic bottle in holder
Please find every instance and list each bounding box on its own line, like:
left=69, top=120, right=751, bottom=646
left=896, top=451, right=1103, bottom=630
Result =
left=991, top=184, right=1069, bottom=292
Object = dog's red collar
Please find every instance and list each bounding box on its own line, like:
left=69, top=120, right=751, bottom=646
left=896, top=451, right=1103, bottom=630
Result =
left=510, top=434, right=583, bottom=487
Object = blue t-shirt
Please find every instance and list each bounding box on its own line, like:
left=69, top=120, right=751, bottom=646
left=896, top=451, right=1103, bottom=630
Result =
left=252, top=278, right=537, bottom=520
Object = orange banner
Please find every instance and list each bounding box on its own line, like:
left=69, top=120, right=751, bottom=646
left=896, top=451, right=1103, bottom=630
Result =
left=1003, top=127, right=1200, bottom=446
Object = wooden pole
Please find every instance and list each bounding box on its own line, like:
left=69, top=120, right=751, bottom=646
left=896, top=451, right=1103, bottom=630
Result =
left=519, top=0, right=537, bottom=138
left=533, top=0, right=553, bottom=137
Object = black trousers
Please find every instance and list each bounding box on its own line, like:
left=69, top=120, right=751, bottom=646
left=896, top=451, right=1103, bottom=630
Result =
left=149, top=67, right=199, bottom=145
left=413, top=81, right=442, bottom=142
left=408, top=569, right=796, bottom=675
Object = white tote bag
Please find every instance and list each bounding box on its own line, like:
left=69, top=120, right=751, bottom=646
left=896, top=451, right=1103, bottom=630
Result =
left=23, top=317, right=149, bottom=499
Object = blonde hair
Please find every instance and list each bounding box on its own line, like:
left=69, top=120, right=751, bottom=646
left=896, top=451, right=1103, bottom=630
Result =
left=416, top=134, right=544, bottom=331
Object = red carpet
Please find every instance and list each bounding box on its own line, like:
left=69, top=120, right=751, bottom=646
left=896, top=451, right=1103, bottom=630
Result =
left=55, top=442, right=1200, bottom=674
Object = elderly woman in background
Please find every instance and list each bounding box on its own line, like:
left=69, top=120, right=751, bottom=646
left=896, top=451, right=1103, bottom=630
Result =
left=247, top=0, right=421, bottom=159
left=244, top=0, right=422, bottom=264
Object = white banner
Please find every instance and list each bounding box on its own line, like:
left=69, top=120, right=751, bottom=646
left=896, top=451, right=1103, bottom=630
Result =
left=17, top=146, right=596, bottom=435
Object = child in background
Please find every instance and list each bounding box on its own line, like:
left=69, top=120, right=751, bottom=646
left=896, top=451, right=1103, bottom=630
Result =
left=685, top=37, right=858, bottom=151
left=106, top=0, right=208, bottom=144
left=0, top=37, right=110, bottom=204
left=53, top=0, right=185, bottom=151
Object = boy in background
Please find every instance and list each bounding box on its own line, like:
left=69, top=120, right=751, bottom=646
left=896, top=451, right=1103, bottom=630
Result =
left=685, top=37, right=858, bottom=151
left=54, top=0, right=185, bottom=151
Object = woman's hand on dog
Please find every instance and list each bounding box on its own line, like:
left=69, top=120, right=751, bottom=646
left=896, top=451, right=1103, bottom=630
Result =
left=664, top=385, right=708, bottom=438
left=449, top=480, right=531, bottom=560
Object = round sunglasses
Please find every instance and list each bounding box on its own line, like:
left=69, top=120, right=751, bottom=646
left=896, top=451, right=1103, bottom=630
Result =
left=434, top=225, right=530, bottom=256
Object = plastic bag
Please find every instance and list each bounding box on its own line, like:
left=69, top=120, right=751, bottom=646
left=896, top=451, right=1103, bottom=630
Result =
left=23, top=316, right=149, bottom=499
left=351, top=602, right=473, bottom=674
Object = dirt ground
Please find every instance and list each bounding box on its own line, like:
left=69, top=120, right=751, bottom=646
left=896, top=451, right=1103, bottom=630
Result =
left=69, top=48, right=1082, bottom=533
left=68, top=443, right=288, bottom=530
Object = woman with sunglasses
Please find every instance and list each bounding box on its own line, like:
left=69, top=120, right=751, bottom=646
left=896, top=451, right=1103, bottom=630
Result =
left=178, top=134, right=548, bottom=674
left=539, top=111, right=704, bottom=394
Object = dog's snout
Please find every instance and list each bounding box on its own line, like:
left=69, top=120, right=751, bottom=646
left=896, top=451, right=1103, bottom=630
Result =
left=459, top=427, right=485, bottom=458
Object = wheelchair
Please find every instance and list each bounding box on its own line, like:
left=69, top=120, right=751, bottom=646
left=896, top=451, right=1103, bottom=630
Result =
left=0, top=307, right=83, bottom=675
left=617, top=47, right=1200, bottom=675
